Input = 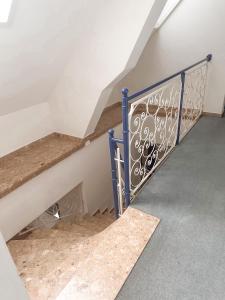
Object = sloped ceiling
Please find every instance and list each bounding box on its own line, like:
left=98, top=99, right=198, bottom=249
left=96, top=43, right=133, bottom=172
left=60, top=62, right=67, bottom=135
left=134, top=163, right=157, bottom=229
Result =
left=0, top=0, right=166, bottom=139
left=0, top=0, right=89, bottom=116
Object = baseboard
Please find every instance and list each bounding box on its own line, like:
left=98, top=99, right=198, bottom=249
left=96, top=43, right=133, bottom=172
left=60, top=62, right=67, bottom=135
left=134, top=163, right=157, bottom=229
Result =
left=202, top=111, right=224, bottom=118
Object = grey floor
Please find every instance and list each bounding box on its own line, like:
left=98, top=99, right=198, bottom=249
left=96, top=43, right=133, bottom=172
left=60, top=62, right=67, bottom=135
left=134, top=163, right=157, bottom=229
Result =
left=117, top=117, right=225, bottom=300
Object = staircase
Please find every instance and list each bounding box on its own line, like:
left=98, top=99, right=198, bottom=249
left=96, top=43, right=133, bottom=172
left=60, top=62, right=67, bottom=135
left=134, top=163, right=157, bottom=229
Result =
left=6, top=207, right=159, bottom=300
left=7, top=211, right=115, bottom=299
left=0, top=103, right=122, bottom=241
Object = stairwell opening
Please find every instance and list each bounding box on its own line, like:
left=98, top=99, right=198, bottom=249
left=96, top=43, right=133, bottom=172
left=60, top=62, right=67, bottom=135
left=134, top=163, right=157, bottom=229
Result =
left=13, top=183, right=86, bottom=237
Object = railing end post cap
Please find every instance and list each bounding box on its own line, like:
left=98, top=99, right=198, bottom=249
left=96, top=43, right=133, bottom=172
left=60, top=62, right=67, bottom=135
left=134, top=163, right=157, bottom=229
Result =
left=207, top=54, right=212, bottom=62
left=122, top=88, right=129, bottom=97
left=108, top=128, right=114, bottom=135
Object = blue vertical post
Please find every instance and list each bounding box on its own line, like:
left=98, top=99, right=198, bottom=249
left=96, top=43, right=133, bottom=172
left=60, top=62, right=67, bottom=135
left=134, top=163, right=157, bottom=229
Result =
left=206, top=54, right=212, bottom=62
left=122, top=88, right=131, bottom=207
left=108, top=129, right=119, bottom=218
left=176, top=71, right=186, bottom=145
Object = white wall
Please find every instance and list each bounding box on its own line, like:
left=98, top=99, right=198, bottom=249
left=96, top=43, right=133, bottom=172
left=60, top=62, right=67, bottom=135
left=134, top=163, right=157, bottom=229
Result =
left=0, top=0, right=166, bottom=154
left=108, top=0, right=225, bottom=115
left=0, top=0, right=90, bottom=116
left=49, top=0, right=166, bottom=138
left=0, top=102, right=53, bottom=157
left=0, top=232, right=29, bottom=300
left=0, top=0, right=90, bottom=155
left=0, top=125, right=121, bottom=241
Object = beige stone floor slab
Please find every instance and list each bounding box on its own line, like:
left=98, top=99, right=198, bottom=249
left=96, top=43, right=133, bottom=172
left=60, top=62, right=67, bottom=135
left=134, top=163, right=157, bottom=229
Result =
left=9, top=235, right=98, bottom=299
left=57, top=207, right=159, bottom=300
left=7, top=213, right=114, bottom=299
left=8, top=208, right=159, bottom=300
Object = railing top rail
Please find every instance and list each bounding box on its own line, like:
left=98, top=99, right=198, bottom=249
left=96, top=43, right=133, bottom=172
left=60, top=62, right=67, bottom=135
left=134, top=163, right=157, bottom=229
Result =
left=125, top=54, right=212, bottom=101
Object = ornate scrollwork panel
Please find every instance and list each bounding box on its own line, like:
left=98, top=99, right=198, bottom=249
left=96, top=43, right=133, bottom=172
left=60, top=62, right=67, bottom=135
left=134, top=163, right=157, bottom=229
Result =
left=180, top=63, right=207, bottom=139
left=129, top=78, right=181, bottom=193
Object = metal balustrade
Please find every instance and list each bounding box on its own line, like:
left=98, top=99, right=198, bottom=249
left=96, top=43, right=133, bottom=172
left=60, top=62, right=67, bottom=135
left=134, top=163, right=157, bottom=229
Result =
left=108, top=54, right=212, bottom=218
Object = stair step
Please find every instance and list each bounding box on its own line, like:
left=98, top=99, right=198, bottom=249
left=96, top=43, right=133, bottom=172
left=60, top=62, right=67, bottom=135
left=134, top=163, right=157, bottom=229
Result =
left=25, top=228, right=91, bottom=240
left=77, top=215, right=114, bottom=228
left=7, top=207, right=159, bottom=300
left=8, top=236, right=84, bottom=261
left=54, top=215, right=114, bottom=233
left=54, top=207, right=160, bottom=300
left=94, top=213, right=115, bottom=222
left=54, top=221, right=99, bottom=234
left=7, top=211, right=116, bottom=299
left=8, top=236, right=98, bottom=300
left=21, top=214, right=114, bottom=241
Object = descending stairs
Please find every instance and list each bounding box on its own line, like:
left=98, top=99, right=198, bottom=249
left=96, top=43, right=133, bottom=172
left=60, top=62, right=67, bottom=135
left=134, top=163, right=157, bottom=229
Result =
left=0, top=103, right=122, bottom=242
left=7, top=211, right=115, bottom=300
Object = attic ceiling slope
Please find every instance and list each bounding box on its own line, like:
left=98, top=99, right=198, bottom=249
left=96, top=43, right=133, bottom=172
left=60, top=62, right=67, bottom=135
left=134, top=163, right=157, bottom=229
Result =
left=48, top=0, right=167, bottom=138
left=0, top=0, right=89, bottom=116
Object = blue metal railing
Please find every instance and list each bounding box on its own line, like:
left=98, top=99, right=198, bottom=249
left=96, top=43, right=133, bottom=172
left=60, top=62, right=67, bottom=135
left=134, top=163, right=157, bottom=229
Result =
left=122, top=88, right=131, bottom=209
left=108, top=54, right=212, bottom=217
left=108, top=129, right=120, bottom=217
left=126, top=54, right=212, bottom=101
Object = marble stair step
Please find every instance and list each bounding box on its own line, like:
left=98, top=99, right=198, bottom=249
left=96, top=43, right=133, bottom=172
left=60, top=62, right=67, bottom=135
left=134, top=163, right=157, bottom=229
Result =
left=53, top=221, right=100, bottom=235
left=8, top=236, right=87, bottom=262
left=78, top=213, right=112, bottom=222
left=76, top=216, right=114, bottom=230
left=8, top=236, right=99, bottom=300
left=55, top=216, right=114, bottom=234
left=7, top=212, right=116, bottom=299
left=74, top=222, right=110, bottom=234
left=85, top=212, right=115, bottom=223
left=57, top=207, right=160, bottom=300
left=102, top=209, right=116, bottom=219
left=7, top=207, right=159, bottom=300
left=26, top=213, right=115, bottom=240
left=95, top=213, right=115, bottom=223
left=103, top=209, right=115, bottom=216
left=25, top=228, right=92, bottom=240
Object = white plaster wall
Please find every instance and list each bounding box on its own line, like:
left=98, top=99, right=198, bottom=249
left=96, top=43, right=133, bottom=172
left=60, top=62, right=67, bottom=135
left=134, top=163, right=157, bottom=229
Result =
left=0, top=0, right=165, bottom=154
left=0, top=102, right=54, bottom=157
left=0, top=232, right=29, bottom=300
left=0, top=0, right=90, bottom=116
left=0, top=0, right=88, bottom=155
left=108, top=0, right=225, bottom=115
left=49, top=0, right=167, bottom=138
left=0, top=125, right=121, bottom=241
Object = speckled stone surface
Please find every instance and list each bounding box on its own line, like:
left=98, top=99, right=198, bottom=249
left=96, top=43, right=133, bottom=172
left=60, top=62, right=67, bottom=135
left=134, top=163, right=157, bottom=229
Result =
left=57, top=207, right=159, bottom=300
left=85, top=102, right=122, bottom=142
left=0, top=101, right=194, bottom=199
left=0, top=133, right=84, bottom=198
left=0, top=103, right=122, bottom=198
left=8, top=208, right=159, bottom=300
left=8, top=212, right=115, bottom=300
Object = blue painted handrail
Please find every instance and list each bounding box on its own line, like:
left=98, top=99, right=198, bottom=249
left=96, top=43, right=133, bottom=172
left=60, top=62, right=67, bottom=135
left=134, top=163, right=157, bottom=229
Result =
left=127, top=54, right=212, bottom=101
left=108, top=53, right=212, bottom=217
left=122, top=88, right=131, bottom=208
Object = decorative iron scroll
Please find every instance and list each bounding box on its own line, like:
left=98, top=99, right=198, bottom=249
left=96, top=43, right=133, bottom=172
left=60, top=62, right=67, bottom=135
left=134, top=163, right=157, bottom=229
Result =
left=180, top=63, right=208, bottom=139
left=128, top=78, right=181, bottom=193
left=108, top=55, right=211, bottom=214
